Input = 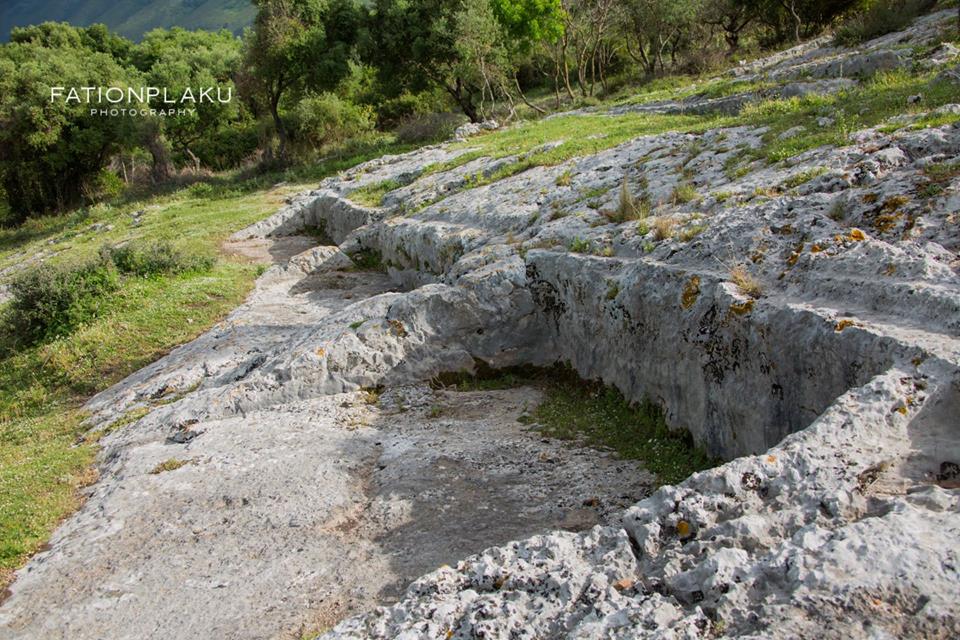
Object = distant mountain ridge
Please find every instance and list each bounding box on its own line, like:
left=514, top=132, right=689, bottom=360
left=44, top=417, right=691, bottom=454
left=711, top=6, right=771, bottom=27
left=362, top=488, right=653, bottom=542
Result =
left=1, top=0, right=256, bottom=41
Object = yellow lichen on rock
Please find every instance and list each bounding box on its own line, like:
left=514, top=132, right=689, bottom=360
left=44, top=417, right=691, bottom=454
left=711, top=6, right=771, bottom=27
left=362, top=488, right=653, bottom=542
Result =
left=681, top=276, right=701, bottom=310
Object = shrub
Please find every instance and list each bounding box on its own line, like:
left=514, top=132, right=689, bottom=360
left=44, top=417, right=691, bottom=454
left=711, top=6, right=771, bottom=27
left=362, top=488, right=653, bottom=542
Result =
left=833, top=0, right=937, bottom=47
left=82, top=170, right=125, bottom=204
left=395, top=112, right=465, bottom=144
left=376, top=89, right=450, bottom=129
left=5, top=256, right=119, bottom=346
left=290, top=93, right=376, bottom=152
left=0, top=39, right=139, bottom=221
left=191, top=123, right=261, bottom=171
left=101, top=240, right=214, bottom=277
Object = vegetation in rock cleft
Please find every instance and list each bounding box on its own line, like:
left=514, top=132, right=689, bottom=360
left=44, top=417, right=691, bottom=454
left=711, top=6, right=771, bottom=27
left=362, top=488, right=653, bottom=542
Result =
left=437, top=363, right=716, bottom=485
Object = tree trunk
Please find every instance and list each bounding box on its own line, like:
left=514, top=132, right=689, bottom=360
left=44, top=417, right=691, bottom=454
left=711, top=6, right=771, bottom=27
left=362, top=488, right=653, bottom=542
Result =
left=725, top=29, right=740, bottom=53
left=449, top=79, right=481, bottom=123
left=185, top=147, right=201, bottom=174
left=781, top=0, right=801, bottom=42
left=560, top=34, right=576, bottom=101
left=514, top=75, right=546, bottom=115
left=553, top=49, right=562, bottom=108
left=270, top=91, right=287, bottom=163
left=143, top=122, right=173, bottom=184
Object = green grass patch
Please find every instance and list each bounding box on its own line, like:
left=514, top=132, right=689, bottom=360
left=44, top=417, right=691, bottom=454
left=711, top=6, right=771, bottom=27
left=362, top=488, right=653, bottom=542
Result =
left=348, top=179, right=403, bottom=207
left=781, top=167, right=828, bottom=190
left=103, top=240, right=214, bottom=277
left=346, top=248, right=384, bottom=271
left=745, top=69, right=960, bottom=163
left=918, top=160, right=960, bottom=197
left=534, top=375, right=716, bottom=485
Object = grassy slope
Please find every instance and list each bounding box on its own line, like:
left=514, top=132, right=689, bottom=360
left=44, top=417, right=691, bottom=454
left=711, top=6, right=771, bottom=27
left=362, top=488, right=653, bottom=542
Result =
left=0, top=147, right=409, bottom=586
left=356, top=66, right=960, bottom=208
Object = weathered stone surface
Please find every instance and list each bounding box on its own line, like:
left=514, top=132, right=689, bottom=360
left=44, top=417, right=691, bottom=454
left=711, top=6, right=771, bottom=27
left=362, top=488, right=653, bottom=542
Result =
left=454, top=120, right=499, bottom=141
left=0, top=243, right=653, bottom=640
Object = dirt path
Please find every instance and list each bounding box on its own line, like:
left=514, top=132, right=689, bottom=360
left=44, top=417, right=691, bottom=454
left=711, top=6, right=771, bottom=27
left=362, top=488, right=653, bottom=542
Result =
left=0, top=239, right=653, bottom=640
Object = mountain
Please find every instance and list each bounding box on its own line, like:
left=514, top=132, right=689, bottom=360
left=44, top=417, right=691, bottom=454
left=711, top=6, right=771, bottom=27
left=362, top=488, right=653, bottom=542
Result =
left=0, top=0, right=256, bottom=41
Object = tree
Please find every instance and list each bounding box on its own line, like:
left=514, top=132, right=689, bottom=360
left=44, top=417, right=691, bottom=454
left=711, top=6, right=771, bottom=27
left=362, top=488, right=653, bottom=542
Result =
left=0, top=29, right=139, bottom=220
left=756, top=0, right=859, bottom=44
left=620, top=0, right=702, bottom=76
left=368, top=0, right=518, bottom=123
left=564, top=0, right=619, bottom=97
left=701, top=0, right=769, bottom=53
left=134, top=28, right=245, bottom=174
left=492, top=0, right=566, bottom=110
left=242, top=0, right=361, bottom=161
left=491, top=0, right=566, bottom=44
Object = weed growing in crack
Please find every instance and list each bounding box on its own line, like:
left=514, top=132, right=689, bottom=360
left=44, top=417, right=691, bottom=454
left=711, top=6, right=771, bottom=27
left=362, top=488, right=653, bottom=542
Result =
left=730, top=263, right=762, bottom=298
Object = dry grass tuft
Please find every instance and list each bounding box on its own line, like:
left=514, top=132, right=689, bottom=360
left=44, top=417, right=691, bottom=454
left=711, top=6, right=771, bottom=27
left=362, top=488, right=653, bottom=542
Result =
left=730, top=264, right=762, bottom=298
left=652, top=216, right=677, bottom=241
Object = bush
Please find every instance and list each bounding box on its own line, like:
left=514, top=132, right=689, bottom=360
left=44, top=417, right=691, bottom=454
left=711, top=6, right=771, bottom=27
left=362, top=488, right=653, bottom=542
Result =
left=81, top=169, right=126, bottom=204
left=5, top=257, right=119, bottom=346
left=289, top=93, right=376, bottom=153
left=101, top=240, right=214, bottom=277
left=376, top=88, right=451, bottom=129
left=190, top=123, right=261, bottom=171
left=395, top=112, right=465, bottom=144
left=833, top=0, right=937, bottom=47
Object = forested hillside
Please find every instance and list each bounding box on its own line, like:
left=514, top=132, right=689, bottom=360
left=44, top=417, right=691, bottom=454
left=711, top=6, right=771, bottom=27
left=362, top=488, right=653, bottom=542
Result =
left=0, top=0, right=255, bottom=41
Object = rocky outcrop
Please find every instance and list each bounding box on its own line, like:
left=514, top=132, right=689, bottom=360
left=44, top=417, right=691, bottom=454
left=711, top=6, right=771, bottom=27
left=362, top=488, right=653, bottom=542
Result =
left=2, top=10, right=958, bottom=640
left=218, top=13, right=960, bottom=638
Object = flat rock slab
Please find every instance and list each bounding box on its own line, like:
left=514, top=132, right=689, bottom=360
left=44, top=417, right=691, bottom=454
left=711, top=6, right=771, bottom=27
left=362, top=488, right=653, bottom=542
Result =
left=0, top=240, right=652, bottom=640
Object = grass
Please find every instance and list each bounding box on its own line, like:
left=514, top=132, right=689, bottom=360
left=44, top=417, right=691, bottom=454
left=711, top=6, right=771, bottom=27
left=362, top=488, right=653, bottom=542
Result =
left=534, top=376, right=715, bottom=485
left=418, top=110, right=733, bottom=199
left=730, top=264, right=762, bottom=298
left=607, top=179, right=650, bottom=223
left=652, top=216, right=678, bottom=241
left=0, top=263, right=255, bottom=584
left=347, top=248, right=385, bottom=271
left=919, top=161, right=960, bottom=198
left=781, top=167, right=827, bottom=190
left=443, top=365, right=716, bottom=485
left=743, top=69, right=960, bottom=163
left=568, top=237, right=593, bottom=253
left=347, top=179, right=403, bottom=207
left=671, top=182, right=700, bottom=205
